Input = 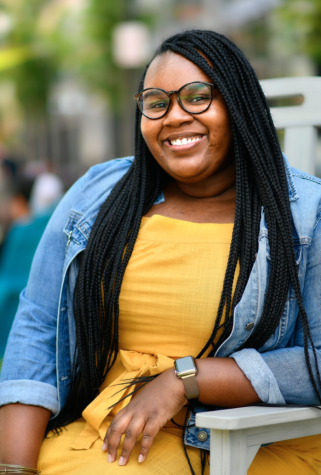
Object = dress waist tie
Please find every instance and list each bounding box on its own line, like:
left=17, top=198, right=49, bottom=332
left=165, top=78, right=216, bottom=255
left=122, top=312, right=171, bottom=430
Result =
left=71, top=349, right=175, bottom=450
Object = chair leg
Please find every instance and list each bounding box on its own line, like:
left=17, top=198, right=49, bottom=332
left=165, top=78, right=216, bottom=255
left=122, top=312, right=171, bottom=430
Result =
left=209, top=429, right=260, bottom=475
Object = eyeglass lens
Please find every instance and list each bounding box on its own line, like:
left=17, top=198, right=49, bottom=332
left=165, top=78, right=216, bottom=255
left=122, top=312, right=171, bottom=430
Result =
left=138, top=83, right=212, bottom=119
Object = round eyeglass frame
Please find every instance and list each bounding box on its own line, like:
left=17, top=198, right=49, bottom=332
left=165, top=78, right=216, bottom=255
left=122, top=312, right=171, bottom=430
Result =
left=134, top=81, right=217, bottom=120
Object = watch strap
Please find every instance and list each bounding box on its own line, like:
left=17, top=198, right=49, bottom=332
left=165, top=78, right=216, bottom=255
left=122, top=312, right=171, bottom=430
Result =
left=181, top=374, right=200, bottom=400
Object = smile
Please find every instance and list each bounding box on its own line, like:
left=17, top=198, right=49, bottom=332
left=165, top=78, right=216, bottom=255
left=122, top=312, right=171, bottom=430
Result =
left=165, top=135, right=206, bottom=151
left=170, top=136, right=203, bottom=146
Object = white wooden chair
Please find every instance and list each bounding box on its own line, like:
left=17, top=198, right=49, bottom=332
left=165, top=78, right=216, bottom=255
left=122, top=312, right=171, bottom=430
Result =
left=261, top=76, right=321, bottom=175
left=195, top=76, right=321, bottom=475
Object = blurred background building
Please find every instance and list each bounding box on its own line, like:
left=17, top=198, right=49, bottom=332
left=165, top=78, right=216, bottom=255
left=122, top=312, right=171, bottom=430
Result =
left=0, top=0, right=320, bottom=184
left=0, top=0, right=321, bottom=358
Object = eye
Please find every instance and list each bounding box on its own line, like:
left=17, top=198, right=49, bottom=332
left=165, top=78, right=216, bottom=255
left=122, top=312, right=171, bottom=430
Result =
left=147, top=100, right=168, bottom=110
left=188, top=94, right=209, bottom=103
left=182, top=92, right=211, bottom=104
left=180, top=83, right=212, bottom=107
left=141, top=89, right=169, bottom=113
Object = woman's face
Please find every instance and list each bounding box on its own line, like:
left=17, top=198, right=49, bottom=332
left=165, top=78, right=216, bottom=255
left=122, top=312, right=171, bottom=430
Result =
left=140, top=52, right=234, bottom=186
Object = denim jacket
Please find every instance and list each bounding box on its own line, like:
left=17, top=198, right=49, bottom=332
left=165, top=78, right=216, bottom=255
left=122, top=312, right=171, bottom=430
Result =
left=1, top=156, right=321, bottom=451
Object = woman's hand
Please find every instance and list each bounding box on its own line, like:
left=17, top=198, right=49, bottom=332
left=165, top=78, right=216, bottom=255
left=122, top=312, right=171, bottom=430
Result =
left=102, top=368, right=187, bottom=466
left=102, top=357, right=261, bottom=466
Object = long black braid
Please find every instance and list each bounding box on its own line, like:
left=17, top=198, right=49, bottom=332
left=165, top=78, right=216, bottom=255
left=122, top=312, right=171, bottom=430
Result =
left=48, top=30, right=321, bottom=445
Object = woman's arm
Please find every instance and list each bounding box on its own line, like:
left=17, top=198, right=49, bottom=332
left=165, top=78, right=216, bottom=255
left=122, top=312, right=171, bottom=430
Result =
left=103, top=356, right=260, bottom=466
left=230, top=215, right=321, bottom=406
left=0, top=159, right=134, bottom=470
left=196, top=356, right=260, bottom=406
left=0, top=177, right=85, bottom=470
left=0, top=158, right=134, bottom=413
left=0, top=404, right=51, bottom=468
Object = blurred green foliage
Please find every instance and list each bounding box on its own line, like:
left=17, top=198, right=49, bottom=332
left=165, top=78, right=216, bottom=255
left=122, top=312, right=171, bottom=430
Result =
left=1, top=0, right=59, bottom=116
left=76, top=0, right=134, bottom=111
left=0, top=0, right=154, bottom=118
left=79, top=0, right=154, bottom=110
left=278, top=0, right=321, bottom=71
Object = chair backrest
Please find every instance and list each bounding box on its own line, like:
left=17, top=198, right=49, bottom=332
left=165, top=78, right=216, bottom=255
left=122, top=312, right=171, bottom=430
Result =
left=259, top=77, right=321, bottom=175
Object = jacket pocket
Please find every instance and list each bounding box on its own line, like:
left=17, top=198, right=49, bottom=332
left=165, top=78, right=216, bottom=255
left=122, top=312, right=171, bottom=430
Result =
left=265, top=238, right=302, bottom=266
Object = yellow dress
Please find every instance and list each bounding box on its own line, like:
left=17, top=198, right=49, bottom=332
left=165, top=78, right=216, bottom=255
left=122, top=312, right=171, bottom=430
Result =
left=38, top=215, right=321, bottom=475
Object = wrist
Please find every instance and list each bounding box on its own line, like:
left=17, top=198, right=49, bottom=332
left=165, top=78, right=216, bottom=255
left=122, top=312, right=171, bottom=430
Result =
left=0, top=464, right=40, bottom=474
left=163, top=367, right=187, bottom=405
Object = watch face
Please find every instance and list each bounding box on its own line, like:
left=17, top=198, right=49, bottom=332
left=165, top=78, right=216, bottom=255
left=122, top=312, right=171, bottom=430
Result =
left=175, top=356, right=197, bottom=377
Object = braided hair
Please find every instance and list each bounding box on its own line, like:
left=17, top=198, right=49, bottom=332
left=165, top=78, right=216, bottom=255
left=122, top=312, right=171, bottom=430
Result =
left=48, top=30, right=321, bottom=434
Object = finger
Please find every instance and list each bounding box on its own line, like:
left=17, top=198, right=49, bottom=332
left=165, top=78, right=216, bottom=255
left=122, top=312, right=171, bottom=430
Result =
left=117, top=416, right=147, bottom=465
left=137, top=418, right=160, bottom=463
left=104, top=407, right=126, bottom=440
left=103, top=417, right=119, bottom=450
left=103, top=409, right=124, bottom=449
left=103, top=413, right=133, bottom=463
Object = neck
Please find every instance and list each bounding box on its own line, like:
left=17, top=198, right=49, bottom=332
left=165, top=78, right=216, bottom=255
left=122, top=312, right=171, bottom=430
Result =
left=174, top=161, right=236, bottom=201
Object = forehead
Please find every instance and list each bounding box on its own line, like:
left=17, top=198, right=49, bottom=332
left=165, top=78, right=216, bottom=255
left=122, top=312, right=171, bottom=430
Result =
left=144, top=52, right=211, bottom=90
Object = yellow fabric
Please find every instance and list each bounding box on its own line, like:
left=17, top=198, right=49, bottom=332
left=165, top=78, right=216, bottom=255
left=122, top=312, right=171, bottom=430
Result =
left=38, top=215, right=321, bottom=474
left=118, top=216, right=235, bottom=358
left=249, top=436, right=321, bottom=475
left=39, top=419, right=206, bottom=475
left=71, top=216, right=236, bottom=452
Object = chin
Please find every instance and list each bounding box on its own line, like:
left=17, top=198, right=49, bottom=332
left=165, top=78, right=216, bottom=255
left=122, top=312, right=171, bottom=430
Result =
left=161, top=159, right=208, bottom=179
left=168, top=169, right=205, bottom=182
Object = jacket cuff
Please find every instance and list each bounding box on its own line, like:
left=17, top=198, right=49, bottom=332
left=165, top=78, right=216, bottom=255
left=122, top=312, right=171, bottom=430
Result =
left=230, top=348, right=286, bottom=404
left=0, top=380, right=58, bottom=414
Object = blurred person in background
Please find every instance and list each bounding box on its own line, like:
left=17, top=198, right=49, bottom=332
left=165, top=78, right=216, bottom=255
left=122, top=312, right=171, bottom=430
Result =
left=0, top=157, right=21, bottom=253
left=1, top=29, right=321, bottom=475
left=0, top=169, right=63, bottom=359
left=29, top=172, right=64, bottom=216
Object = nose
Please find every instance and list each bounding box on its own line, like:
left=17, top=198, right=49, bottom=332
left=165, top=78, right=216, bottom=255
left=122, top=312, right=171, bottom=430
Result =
left=162, top=94, right=193, bottom=127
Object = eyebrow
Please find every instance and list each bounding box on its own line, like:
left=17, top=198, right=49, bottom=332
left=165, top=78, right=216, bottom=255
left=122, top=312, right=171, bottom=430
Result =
left=142, top=89, right=166, bottom=100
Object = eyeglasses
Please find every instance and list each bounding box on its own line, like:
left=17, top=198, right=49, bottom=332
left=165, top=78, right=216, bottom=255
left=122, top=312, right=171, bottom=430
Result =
left=134, top=81, right=217, bottom=120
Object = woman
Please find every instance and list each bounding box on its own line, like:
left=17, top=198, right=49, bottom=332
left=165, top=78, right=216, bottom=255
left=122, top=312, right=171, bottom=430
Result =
left=1, top=30, right=321, bottom=475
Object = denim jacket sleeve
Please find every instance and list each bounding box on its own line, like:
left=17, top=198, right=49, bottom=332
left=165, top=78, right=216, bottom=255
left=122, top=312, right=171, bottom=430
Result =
left=0, top=175, right=87, bottom=414
left=231, top=196, right=321, bottom=406
left=0, top=158, right=133, bottom=414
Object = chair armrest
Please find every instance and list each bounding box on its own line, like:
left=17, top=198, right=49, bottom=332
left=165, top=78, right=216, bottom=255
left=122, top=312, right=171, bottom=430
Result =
left=195, top=406, right=321, bottom=475
left=195, top=405, right=321, bottom=431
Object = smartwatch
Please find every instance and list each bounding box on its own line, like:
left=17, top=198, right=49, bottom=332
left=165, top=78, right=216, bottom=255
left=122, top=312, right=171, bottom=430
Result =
left=174, top=356, right=200, bottom=400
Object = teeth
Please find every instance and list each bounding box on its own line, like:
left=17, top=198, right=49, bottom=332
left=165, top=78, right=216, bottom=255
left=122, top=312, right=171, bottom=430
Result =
left=170, top=136, right=202, bottom=146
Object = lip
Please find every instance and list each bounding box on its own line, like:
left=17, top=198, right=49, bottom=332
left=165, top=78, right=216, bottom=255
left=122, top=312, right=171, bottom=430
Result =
left=163, top=133, right=206, bottom=151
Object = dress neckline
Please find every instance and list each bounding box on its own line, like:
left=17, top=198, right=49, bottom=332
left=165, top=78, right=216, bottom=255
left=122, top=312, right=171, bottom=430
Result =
left=139, top=215, right=234, bottom=243
left=141, top=214, right=234, bottom=226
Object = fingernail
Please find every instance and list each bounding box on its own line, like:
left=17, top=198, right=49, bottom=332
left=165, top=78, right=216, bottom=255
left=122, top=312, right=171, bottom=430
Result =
left=118, top=456, right=126, bottom=466
left=108, top=453, right=115, bottom=463
left=138, top=454, right=144, bottom=463
left=101, top=442, right=107, bottom=452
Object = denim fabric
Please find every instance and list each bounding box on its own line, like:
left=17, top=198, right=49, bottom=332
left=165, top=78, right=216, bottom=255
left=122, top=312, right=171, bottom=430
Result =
left=184, top=405, right=212, bottom=451
left=1, top=155, right=321, bottom=451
